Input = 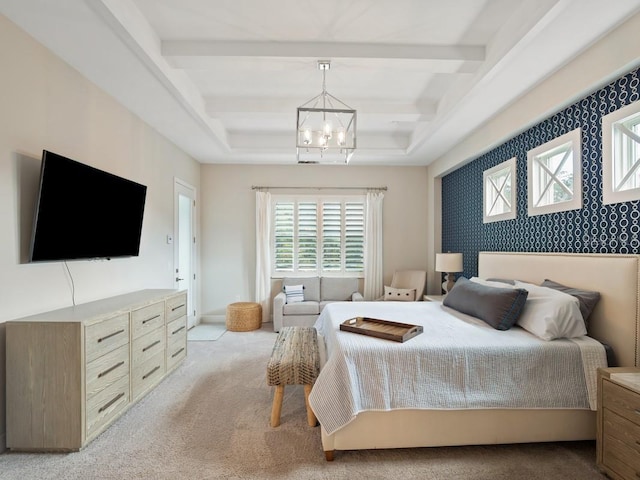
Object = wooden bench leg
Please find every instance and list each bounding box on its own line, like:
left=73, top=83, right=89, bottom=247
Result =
left=271, top=385, right=284, bottom=427
left=304, top=384, right=317, bottom=427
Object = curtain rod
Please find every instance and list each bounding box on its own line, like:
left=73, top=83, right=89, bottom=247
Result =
left=251, top=185, right=387, bottom=191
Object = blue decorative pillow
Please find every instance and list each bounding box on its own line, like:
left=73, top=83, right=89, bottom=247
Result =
left=443, top=277, right=528, bottom=330
left=284, top=284, right=304, bottom=304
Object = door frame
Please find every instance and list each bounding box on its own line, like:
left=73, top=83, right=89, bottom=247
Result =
left=174, top=178, right=197, bottom=329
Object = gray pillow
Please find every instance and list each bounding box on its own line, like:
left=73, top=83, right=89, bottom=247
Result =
left=540, top=279, right=601, bottom=325
left=443, top=277, right=529, bottom=330
left=485, top=278, right=516, bottom=285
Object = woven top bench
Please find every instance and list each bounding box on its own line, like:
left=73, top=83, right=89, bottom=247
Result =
left=267, top=326, right=320, bottom=427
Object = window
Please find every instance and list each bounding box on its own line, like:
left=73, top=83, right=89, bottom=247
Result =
left=272, top=195, right=365, bottom=276
left=527, top=128, right=582, bottom=216
left=483, top=158, right=517, bottom=223
left=603, top=100, right=640, bottom=205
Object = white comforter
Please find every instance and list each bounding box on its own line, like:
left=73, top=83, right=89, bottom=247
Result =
left=308, top=301, right=607, bottom=435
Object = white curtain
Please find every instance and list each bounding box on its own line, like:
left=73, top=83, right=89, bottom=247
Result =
left=255, top=191, right=271, bottom=323
left=363, top=191, right=384, bottom=300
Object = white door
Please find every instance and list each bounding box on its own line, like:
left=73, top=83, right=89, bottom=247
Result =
left=175, top=179, right=197, bottom=329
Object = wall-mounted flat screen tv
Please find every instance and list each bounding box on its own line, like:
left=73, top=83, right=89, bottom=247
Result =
left=29, top=150, right=147, bottom=262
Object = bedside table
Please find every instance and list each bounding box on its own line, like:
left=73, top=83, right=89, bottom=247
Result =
left=423, top=295, right=444, bottom=302
left=597, top=367, right=640, bottom=479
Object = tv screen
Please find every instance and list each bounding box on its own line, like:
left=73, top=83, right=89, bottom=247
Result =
left=29, top=150, right=147, bottom=262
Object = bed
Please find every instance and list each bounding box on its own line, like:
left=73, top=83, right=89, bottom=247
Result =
left=309, top=252, right=640, bottom=461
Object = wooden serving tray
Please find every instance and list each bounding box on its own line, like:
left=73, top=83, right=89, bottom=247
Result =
left=339, top=317, right=423, bottom=343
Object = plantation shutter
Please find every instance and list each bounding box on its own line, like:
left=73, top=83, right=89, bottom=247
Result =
left=297, top=202, right=317, bottom=271
left=321, top=202, right=342, bottom=271
left=273, top=202, right=294, bottom=271
left=272, top=195, right=364, bottom=275
left=345, top=202, right=364, bottom=272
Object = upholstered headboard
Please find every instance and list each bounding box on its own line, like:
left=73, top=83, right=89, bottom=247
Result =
left=478, top=252, right=640, bottom=367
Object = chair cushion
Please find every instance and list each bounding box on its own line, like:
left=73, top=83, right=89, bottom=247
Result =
left=321, top=277, right=358, bottom=301
left=283, top=301, right=320, bottom=316
left=282, top=277, right=320, bottom=302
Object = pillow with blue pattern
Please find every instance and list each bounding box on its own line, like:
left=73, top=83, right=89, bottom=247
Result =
left=284, top=284, right=304, bottom=304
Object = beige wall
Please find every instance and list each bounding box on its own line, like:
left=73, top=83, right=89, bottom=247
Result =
left=200, top=164, right=429, bottom=317
left=425, top=12, right=640, bottom=294
left=0, top=14, right=200, bottom=450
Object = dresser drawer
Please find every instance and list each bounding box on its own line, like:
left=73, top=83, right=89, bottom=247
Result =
left=166, top=293, right=187, bottom=322
left=86, top=343, right=129, bottom=402
left=131, top=301, right=164, bottom=340
left=132, top=327, right=166, bottom=367
left=603, top=380, right=640, bottom=427
left=86, top=374, right=130, bottom=440
left=604, top=430, right=640, bottom=478
left=85, top=313, right=130, bottom=363
left=167, top=316, right=187, bottom=343
left=132, top=350, right=166, bottom=401
left=167, top=334, right=187, bottom=372
left=605, top=408, right=640, bottom=450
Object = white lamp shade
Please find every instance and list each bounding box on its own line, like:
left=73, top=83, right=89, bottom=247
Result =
left=435, top=253, right=463, bottom=273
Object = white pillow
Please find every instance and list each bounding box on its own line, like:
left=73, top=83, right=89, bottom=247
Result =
left=384, top=286, right=416, bottom=301
left=284, top=284, right=304, bottom=304
left=513, top=280, right=586, bottom=340
left=469, top=277, right=517, bottom=289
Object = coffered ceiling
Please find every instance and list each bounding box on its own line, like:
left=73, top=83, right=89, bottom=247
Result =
left=1, top=0, right=640, bottom=165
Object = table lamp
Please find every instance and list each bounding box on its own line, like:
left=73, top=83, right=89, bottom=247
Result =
left=435, top=252, right=463, bottom=294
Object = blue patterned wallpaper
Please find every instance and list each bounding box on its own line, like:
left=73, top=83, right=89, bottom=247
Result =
left=442, top=66, right=640, bottom=277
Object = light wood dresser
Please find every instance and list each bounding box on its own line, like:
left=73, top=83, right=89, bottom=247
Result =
left=597, top=367, right=640, bottom=479
left=6, top=289, right=187, bottom=452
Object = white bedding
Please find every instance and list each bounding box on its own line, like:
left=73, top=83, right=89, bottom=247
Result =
left=308, top=301, right=607, bottom=436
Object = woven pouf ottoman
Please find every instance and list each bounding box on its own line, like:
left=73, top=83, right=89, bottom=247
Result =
left=226, top=302, right=262, bottom=332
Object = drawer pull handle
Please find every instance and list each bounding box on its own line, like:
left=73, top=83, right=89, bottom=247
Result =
left=142, top=340, right=161, bottom=352
left=142, top=315, right=161, bottom=325
left=98, top=361, right=125, bottom=378
left=97, top=329, right=125, bottom=343
left=171, top=347, right=185, bottom=358
left=143, top=365, right=161, bottom=380
left=172, top=325, right=186, bottom=335
left=171, top=303, right=186, bottom=312
left=99, top=392, right=125, bottom=413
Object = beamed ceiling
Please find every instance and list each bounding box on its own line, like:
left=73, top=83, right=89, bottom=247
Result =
left=1, top=0, right=640, bottom=165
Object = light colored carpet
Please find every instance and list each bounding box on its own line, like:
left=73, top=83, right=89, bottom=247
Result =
left=187, top=323, right=226, bottom=341
left=0, top=324, right=607, bottom=480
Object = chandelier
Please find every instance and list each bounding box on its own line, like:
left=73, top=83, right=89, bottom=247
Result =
left=296, top=60, right=357, bottom=164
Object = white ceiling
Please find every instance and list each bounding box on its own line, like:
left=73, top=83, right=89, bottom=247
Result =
left=2, top=0, right=640, bottom=166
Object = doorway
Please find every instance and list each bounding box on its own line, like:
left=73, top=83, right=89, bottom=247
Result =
left=174, top=179, right=197, bottom=329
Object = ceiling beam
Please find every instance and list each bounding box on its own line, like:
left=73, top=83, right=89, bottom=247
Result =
left=162, top=40, right=485, bottom=67
left=204, top=97, right=436, bottom=118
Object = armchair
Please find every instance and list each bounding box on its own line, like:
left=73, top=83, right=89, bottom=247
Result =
left=382, top=270, right=427, bottom=301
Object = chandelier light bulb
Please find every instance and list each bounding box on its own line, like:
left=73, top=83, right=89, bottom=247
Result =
left=323, top=121, right=333, bottom=139
left=303, top=129, right=312, bottom=145
left=337, top=129, right=346, bottom=146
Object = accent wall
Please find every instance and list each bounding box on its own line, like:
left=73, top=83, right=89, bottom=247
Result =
left=442, top=65, right=640, bottom=277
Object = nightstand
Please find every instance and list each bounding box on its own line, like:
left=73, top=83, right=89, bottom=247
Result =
left=597, top=367, right=640, bottom=479
left=423, top=294, right=444, bottom=302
